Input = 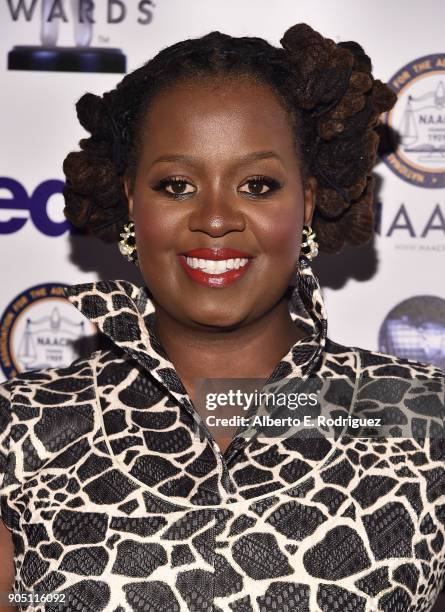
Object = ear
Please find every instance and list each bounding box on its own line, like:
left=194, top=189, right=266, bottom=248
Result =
left=124, top=176, right=134, bottom=220
left=303, top=176, right=317, bottom=226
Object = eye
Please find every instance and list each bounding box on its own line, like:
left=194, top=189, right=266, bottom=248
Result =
left=239, top=176, right=281, bottom=197
left=165, top=179, right=195, bottom=195
left=152, top=177, right=196, bottom=198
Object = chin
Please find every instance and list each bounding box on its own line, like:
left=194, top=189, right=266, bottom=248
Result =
left=186, top=307, right=249, bottom=331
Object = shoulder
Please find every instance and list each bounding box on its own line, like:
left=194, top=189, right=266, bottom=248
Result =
left=326, top=337, right=444, bottom=381
left=0, top=345, right=134, bottom=436
left=0, top=345, right=138, bottom=412
left=0, top=345, right=141, bottom=422
left=325, top=338, right=444, bottom=427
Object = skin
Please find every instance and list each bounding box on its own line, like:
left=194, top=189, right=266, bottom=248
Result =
left=124, top=74, right=317, bottom=453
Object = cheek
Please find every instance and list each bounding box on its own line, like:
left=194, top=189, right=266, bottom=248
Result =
left=252, top=203, right=303, bottom=258
left=133, top=204, right=182, bottom=256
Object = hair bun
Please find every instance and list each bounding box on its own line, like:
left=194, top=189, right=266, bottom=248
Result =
left=338, top=41, right=372, bottom=73
left=75, top=92, right=112, bottom=137
left=280, top=23, right=354, bottom=109
left=280, top=23, right=324, bottom=53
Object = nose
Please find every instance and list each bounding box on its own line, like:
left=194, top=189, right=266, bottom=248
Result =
left=187, top=187, right=246, bottom=236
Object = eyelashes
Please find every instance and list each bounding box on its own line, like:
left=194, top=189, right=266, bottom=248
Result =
left=152, top=177, right=195, bottom=199
left=151, top=175, right=282, bottom=199
left=240, top=176, right=282, bottom=197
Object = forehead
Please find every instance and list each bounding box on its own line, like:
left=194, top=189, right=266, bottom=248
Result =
left=139, top=75, right=297, bottom=159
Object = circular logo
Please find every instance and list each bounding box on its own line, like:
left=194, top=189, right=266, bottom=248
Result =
left=0, top=283, right=98, bottom=380
left=378, top=295, right=445, bottom=371
left=381, top=54, right=445, bottom=188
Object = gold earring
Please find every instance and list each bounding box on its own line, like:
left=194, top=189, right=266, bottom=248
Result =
left=118, top=222, right=138, bottom=264
left=300, top=224, right=318, bottom=260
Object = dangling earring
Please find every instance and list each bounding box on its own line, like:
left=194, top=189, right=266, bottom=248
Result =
left=299, top=224, right=318, bottom=262
left=118, top=221, right=138, bottom=264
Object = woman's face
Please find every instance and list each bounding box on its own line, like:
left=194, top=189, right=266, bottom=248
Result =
left=124, top=75, right=316, bottom=330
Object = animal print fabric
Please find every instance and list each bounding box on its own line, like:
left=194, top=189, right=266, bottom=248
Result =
left=1, top=259, right=445, bottom=612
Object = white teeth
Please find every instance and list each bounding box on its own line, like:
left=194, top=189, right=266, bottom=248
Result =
left=184, top=257, right=249, bottom=274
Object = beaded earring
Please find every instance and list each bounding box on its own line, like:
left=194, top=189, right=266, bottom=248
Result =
left=299, top=224, right=319, bottom=261
left=118, top=222, right=138, bottom=264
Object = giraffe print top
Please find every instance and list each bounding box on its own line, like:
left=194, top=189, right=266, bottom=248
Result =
left=0, top=260, right=444, bottom=612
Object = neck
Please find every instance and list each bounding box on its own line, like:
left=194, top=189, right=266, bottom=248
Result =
left=152, top=294, right=310, bottom=388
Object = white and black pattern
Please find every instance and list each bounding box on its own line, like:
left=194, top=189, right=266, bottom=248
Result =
left=0, top=262, right=444, bottom=612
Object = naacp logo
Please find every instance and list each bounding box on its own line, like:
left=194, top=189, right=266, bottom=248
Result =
left=378, top=295, right=445, bottom=371
left=382, top=54, right=445, bottom=188
left=0, top=283, right=98, bottom=379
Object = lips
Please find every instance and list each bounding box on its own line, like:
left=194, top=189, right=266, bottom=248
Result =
left=180, top=248, right=253, bottom=260
left=178, top=247, right=254, bottom=288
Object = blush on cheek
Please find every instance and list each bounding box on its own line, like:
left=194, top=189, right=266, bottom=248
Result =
left=133, top=208, right=170, bottom=250
left=133, top=206, right=186, bottom=276
left=257, top=213, right=302, bottom=259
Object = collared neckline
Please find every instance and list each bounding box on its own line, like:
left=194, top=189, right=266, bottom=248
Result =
left=65, top=259, right=326, bottom=393
left=64, top=257, right=327, bottom=466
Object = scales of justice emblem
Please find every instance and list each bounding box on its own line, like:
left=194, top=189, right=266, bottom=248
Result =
left=0, top=283, right=99, bottom=379
left=382, top=55, right=445, bottom=188
left=399, top=81, right=445, bottom=163
left=16, top=305, right=89, bottom=371
left=8, top=0, right=126, bottom=72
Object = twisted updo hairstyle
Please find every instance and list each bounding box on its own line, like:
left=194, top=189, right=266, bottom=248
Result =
left=62, top=23, right=396, bottom=254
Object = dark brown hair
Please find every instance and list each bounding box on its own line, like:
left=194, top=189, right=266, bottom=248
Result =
left=62, top=23, right=396, bottom=253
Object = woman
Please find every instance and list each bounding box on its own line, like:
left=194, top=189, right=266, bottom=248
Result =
left=1, top=22, right=444, bottom=612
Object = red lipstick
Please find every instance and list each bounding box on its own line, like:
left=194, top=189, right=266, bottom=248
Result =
left=178, top=248, right=254, bottom=288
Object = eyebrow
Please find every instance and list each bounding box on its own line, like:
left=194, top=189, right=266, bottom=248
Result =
left=149, top=150, right=284, bottom=168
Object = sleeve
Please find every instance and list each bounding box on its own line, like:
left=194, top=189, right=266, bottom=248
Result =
left=0, top=382, right=13, bottom=522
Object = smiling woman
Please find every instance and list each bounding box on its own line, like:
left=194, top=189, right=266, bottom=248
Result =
left=1, top=22, right=445, bottom=612
left=123, top=75, right=316, bottom=336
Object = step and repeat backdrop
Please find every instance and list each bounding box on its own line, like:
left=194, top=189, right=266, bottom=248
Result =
left=0, top=0, right=444, bottom=382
